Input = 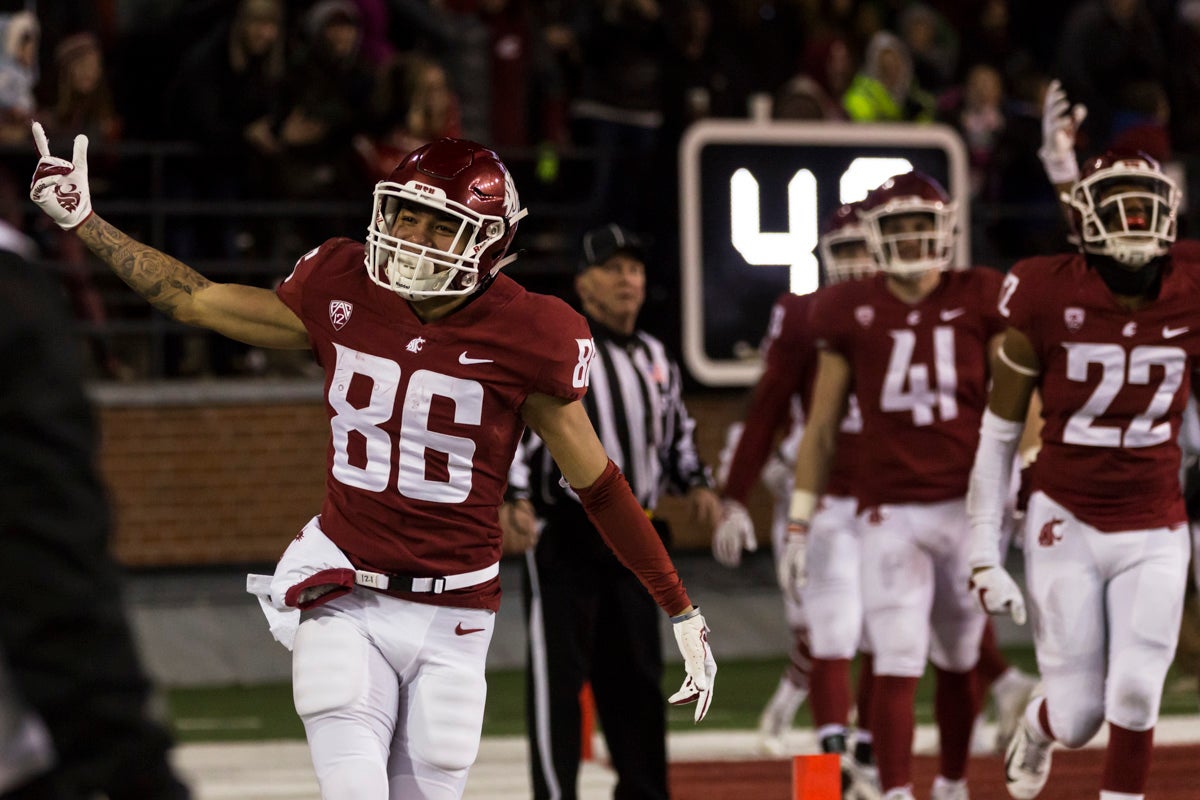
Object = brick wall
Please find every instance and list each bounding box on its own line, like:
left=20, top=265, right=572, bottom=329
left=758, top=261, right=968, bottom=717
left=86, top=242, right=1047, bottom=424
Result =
left=95, top=384, right=772, bottom=566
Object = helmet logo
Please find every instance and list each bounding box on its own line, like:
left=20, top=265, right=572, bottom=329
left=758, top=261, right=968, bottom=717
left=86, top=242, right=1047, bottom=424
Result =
left=406, top=336, right=426, bottom=353
left=329, top=300, right=353, bottom=331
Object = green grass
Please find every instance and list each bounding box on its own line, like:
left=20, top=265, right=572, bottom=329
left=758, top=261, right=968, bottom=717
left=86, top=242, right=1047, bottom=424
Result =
left=165, top=647, right=1200, bottom=744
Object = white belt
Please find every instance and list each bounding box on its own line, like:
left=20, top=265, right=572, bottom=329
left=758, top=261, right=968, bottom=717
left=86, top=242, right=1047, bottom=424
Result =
left=354, top=561, right=500, bottom=594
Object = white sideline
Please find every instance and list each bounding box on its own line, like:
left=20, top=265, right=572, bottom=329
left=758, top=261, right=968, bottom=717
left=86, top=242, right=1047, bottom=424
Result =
left=173, top=716, right=1200, bottom=800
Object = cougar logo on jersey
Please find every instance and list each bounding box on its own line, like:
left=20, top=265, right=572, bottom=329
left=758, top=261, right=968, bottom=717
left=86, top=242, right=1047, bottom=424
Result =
left=855, top=305, right=874, bottom=328
left=1037, top=517, right=1065, bottom=547
left=329, top=300, right=353, bottom=331
left=1064, top=307, right=1085, bottom=332
left=406, top=336, right=426, bottom=353
left=1122, top=321, right=1137, bottom=338
left=54, top=183, right=81, bottom=212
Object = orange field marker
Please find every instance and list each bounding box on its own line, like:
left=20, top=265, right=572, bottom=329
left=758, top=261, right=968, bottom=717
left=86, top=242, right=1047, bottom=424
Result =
left=791, top=753, right=840, bottom=799
left=579, top=682, right=595, bottom=761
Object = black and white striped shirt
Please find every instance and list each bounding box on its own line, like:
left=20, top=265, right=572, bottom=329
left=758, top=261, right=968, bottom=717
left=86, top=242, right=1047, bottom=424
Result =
left=511, top=319, right=713, bottom=512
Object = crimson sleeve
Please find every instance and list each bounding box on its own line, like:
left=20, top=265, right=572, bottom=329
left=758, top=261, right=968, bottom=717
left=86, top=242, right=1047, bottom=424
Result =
left=574, top=460, right=691, bottom=615
left=722, top=363, right=798, bottom=504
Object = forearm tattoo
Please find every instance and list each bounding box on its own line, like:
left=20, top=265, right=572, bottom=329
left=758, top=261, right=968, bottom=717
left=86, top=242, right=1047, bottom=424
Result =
left=79, top=216, right=212, bottom=318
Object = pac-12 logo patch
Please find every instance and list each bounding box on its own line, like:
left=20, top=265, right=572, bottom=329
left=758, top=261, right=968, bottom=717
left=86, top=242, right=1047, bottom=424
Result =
left=1063, top=307, right=1085, bottom=333
left=329, top=300, right=353, bottom=330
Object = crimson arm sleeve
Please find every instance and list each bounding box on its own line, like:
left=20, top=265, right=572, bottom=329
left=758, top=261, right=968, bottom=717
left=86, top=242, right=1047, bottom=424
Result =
left=722, top=363, right=797, bottom=504
left=575, top=459, right=692, bottom=615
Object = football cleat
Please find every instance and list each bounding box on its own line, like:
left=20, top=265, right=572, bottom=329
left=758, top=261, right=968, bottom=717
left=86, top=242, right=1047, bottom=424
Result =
left=992, top=668, right=1039, bottom=755
left=1004, top=718, right=1053, bottom=799
left=757, top=677, right=808, bottom=756
left=842, top=754, right=882, bottom=800
left=880, top=788, right=915, bottom=800
left=930, top=775, right=969, bottom=800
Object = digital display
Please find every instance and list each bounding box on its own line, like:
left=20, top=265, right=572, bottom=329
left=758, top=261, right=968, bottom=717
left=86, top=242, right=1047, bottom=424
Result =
left=680, top=121, right=970, bottom=386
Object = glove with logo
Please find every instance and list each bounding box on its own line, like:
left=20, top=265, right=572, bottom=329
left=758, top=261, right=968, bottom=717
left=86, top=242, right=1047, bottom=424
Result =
left=776, top=521, right=809, bottom=603
left=29, top=122, right=93, bottom=230
left=968, top=565, right=1027, bottom=625
left=1037, top=79, right=1087, bottom=186
left=668, top=608, right=716, bottom=722
left=711, top=499, right=757, bottom=567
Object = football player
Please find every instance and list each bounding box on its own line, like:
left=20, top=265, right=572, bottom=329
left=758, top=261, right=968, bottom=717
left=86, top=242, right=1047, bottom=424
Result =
left=784, top=172, right=1006, bottom=800
left=713, top=202, right=880, bottom=796
left=968, top=150, right=1196, bottom=800
left=27, top=125, right=716, bottom=800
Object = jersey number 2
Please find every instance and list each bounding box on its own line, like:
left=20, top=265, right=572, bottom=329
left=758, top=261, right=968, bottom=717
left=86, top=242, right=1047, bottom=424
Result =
left=1063, top=343, right=1185, bottom=448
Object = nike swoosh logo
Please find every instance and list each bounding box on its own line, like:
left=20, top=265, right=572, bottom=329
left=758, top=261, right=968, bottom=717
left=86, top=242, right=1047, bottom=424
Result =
left=1163, top=325, right=1190, bottom=339
left=458, top=351, right=494, bottom=365
left=455, top=622, right=486, bottom=636
left=940, top=308, right=967, bottom=321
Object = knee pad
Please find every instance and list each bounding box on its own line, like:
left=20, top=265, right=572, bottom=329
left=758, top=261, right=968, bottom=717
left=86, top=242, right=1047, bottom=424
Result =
left=292, top=615, right=370, bottom=719
left=1046, top=694, right=1104, bottom=748
left=408, top=669, right=486, bottom=772
left=1107, top=668, right=1165, bottom=731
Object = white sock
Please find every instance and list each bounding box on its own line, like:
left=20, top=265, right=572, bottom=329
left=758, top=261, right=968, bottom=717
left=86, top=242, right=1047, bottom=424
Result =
left=932, top=775, right=966, bottom=791
left=1099, top=792, right=1143, bottom=800
left=1023, top=697, right=1053, bottom=744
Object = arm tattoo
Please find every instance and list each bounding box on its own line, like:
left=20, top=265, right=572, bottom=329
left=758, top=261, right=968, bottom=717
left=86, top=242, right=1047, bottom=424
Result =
left=79, top=216, right=212, bottom=318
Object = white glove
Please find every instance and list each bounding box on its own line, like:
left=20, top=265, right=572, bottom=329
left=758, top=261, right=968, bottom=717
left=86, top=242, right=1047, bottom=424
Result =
left=668, top=609, right=716, bottom=722
left=776, top=522, right=808, bottom=603
left=711, top=499, right=757, bottom=567
left=1037, top=79, right=1087, bottom=185
left=29, top=122, right=93, bottom=230
left=968, top=565, right=1027, bottom=625
left=760, top=452, right=795, bottom=499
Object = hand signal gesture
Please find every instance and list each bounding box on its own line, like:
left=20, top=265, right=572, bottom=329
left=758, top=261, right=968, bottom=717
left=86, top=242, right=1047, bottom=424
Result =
left=29, top=122, right=93, bottom=230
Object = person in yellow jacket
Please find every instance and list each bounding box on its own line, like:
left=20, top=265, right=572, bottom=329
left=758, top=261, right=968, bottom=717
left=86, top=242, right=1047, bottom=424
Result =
left=842, top=31, right=935, bottom=123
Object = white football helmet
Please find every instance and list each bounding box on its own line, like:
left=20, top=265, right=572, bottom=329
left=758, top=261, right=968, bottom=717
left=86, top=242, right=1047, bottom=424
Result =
left=1067, top=150, right=1178, bottom=268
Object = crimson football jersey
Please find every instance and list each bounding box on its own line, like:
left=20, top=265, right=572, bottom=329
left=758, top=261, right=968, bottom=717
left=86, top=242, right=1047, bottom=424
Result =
left=277, top=239, right=593, bottom=611
left=1000, top=249, right=1200, bottom=531
left=724, top=290, right=860, bottom=505
left=811, top=269, right=1006, bottom=508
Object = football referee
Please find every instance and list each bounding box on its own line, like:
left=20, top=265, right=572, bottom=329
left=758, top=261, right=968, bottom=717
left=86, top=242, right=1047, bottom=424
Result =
left=503, top=224, right=721, bottom=800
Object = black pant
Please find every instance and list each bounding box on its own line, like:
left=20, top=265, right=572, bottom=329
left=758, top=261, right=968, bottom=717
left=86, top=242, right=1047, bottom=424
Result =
left=522, top=510, right=667, bottom=800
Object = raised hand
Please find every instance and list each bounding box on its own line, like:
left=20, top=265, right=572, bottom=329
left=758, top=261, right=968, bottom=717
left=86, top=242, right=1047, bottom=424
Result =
left=1038, top=79, right=1087, bottom=186
left=29, top=122, right=93, bottom=230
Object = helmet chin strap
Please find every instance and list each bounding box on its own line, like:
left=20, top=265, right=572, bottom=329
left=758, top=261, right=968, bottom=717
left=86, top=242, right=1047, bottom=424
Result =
left=1087, top=253, right=1163, bottom=298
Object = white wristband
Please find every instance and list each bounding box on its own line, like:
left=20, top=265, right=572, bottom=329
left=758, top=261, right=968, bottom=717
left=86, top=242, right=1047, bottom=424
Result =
left=967, top=409, right=1024, bottom=568
left=788, top=489, right=817, bottom=526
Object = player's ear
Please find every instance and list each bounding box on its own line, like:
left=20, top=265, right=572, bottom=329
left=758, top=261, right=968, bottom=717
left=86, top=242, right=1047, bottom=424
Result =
left=575, top=270, right=594, bottom=302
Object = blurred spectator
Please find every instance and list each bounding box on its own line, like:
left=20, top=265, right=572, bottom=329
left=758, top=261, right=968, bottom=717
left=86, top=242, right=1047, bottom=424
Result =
left=1109, top=79, right=1171, bottom=163
left=773, top=75, right=842, bottom=120
left=46, top=33, right=118, bottom=144
left=799, top=32, right=857, bottom=111
left=842, top=30, right=935, bottom=122
left=1056, top=0, right=1166, bottom=155
left=0, top=11, right=38, bottom=144
left=273, top=0, right=375, bottom=203
left=167, top=0, right=286, bottom=205
left=164, top=0, right=287, bottom=375
left=478, top=0, right=567, bottom=149
left=661, top=0, right=746, bottom=131
left=983, top=69, right=1068, bottom=262
left=897, top=3, right=958, bottom=95
left=36, top=33, right=129, bottom=380
left=349, top=0, right=395, bottom=67
left=356, top=52, right=462, bottom=181
left=570, top=0, right=670, bottom=232
left=940, top=63, right=1006, bottom=198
